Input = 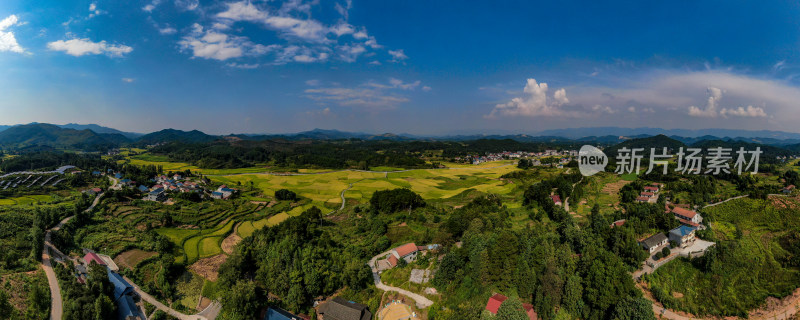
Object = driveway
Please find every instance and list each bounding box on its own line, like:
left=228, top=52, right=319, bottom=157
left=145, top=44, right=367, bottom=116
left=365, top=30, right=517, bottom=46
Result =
left=368, top=251, right=434, bottom=309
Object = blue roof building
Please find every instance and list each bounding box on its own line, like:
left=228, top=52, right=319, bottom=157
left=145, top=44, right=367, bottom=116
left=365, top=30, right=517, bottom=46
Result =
left=264, top=307, right=304, bottom=320
left=117, top=294, right=143, bottom=320
left=114, top=173, right=122, bottom=179
left=138, top=185, right=149, bottom=192
left=107, top=269, right=134, bottom=301
left=668, top=225, right=697, bottom=247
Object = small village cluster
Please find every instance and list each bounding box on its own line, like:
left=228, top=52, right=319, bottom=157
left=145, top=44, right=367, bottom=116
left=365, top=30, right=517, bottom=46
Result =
left=457, top=149, right=578, bottom=165
left=87, top=170, right=237, bottom=203
left=635, top=183, right=663, bottom=203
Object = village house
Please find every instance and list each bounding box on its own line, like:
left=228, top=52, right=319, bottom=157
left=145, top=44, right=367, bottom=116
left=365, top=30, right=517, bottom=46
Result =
left=610, top=219, right=626, bottom=228
left=550, top=195, right=562, bottom=206
left=669, top=225, right=696, bottom=248
left=318, top=297, right=372, bottom=320
left=264, top=306, right=309, bottom=320
left=783, top=185, right=795, bottom=194
left=670, top=206, right=703, bottom=227
left=391, top=243, right=419, bottom=264
left=85, top=187, right=102, bottom=196
left=635, top=196, right=650, bottom=203
left=640, top=233, right=668, bottom=254
left=145, top=188, right=167, bottom=202
left=485, top=294, right=538, bottom=320
left=107, top=269, right=145, bottom=320
left=640, top=192, right=654, bottom=198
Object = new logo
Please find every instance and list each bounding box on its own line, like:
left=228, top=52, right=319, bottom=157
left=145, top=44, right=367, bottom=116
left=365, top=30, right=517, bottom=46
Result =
left=578, top=145, right=607, bottom=176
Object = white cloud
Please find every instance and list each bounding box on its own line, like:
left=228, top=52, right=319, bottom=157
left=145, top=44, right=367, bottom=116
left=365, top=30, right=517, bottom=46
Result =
left=0, top=15, right=26, bottom=54
left=688, top=87, right=723, bottom=117
left=305, top=79, right=320, bottom=86
left=592, top=105, right=616, bottom=114
left=179, top=24, right=251, bottom=61
left=687, top=86, right=767, bottom=118
left=159, top=27, right=177, bottom=35
left=226, top=62, right=260, bottom=69
left=304, top=78, right=426, bottom=109
left=121, top=78, right=135, bottom=83
left=422, top=86, right=431, bottom=92
left=89, top=3, right=97, bottom=11
left=47, top=38, right=132, bottom=57
left=720, top=105, right=767, bottom=118
left=388, top=49, right=408, bottom=62
left=305, top=107, right=332, bottom=116
left=389, top=78, right=420, bottom=90
left=487, top=78, right=574, bottom=118
left=175, top=0, right=199, bottom=11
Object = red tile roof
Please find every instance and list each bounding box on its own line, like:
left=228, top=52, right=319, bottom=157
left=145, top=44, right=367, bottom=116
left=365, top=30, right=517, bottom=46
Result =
left=523, top=303, right=538, bottom=320
left=83, top=253, right=106, bottom=266
left=485, top=294, right=508, bottom=314
left=610, top=219, right=626, bottom=228
left=394, top=243, right=418, bottom=257
left=550, top=195, right=562, bottom=204
left=641, top=192, right=654, bottom=196
left=785, top=185, right=795, bottom=190
left=671, top=206, right=697, bottom=219
left=387, top=255, right=398, bottom=267
left=644, top=186, right=658, bottom=191
left=679, top=219, right=700, bottom=227
left=91, top=188, right=102, bottom=193
left=636, top=196, right=650, bottom=202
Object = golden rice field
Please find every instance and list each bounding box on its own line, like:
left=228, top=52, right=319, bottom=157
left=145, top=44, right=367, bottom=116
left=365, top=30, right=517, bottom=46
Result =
left=212, top=160, right=519, bottom=214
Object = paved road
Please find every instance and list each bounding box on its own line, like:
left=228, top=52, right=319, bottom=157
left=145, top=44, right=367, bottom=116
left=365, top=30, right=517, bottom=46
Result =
left=124, top=276, right=209, bottom=320
left=42, top=188, right=105, bottom=320
left=368, top=251, right=434, bottom=309
left=702, top=194, right=749, bottom=208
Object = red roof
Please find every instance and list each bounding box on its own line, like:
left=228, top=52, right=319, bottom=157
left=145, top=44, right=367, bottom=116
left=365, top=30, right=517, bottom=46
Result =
left=641, top=192, right=654, bottom=196
left=785, top=185, right=795, bottom=190
left=91, top=188, right=102, bottom=193
left=550, top=195, right=562, bottom=204
left=394, top=243, right=418, bottom=257
left=610, top=219, right=626, bottom=228
left=485, top=294, right=508, bottom=314
left=636, top=196, right=650, bottom=202
left=387, top=255, right=398, bottom=267
left=644, top=186, right=658, bottom=191
left=523, top=303, right=538, bottom=320
left=83, top=253, right=106, bottom=266
left=678, top=219, right=700, bottom=227
left=671, top=207, right=697, bottom=219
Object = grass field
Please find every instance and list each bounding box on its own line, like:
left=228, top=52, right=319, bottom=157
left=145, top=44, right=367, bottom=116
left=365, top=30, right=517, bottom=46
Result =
left=0, top=194, right=56, bottom=206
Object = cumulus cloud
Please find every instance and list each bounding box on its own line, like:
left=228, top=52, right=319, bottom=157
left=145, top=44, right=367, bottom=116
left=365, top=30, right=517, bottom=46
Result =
left=47, top=38, right=132, bottom=57
left=592, top=105, right=616, bottom=114
left=198, top=0, right=396, bottom=65
left=487, top=79, right=574, bottom=118
left=388, top=49, right=408, bottom=62
left=178, top=23, right=272, bottom=61
left=121, top=78, right=135, bottom=83
left=304, top=78, right=426, bottom=109
left=720, top=105, right=767, bottom=118
left=688, top=86, right=767, bottom=118
left=0, top=15, right=26, bottom=53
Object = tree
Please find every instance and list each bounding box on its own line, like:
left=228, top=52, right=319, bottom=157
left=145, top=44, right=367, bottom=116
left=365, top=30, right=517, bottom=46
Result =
left=496, top=299, right=529, bottom=320
left=611, top=296, right=656, bottom=320
left=275, top=189, right=298, bottom=201
left=93, top=295, right=115, bottom=320
left=661, top=247, right=671, bottom=258
left=221, top=280, right=262, bottom=320
left=0, top=288, right=12, bottom=320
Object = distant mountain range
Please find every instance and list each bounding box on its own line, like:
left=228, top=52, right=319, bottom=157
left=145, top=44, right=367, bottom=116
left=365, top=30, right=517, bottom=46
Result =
left=1, top=123, right=800, bottom=152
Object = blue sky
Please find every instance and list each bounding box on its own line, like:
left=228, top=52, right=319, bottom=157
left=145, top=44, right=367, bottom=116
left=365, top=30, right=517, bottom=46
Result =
left=2, top=0, right=800, bottom=135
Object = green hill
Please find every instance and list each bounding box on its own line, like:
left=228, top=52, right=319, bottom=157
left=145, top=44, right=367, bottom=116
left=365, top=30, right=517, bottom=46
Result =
left=0, top=123, right=127, bottom=150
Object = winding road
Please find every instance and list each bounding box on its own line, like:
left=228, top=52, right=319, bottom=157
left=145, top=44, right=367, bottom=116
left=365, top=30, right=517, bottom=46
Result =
left=368, top=250, right=434, bottom=309
left=42, top=185, right=105, bottom=320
